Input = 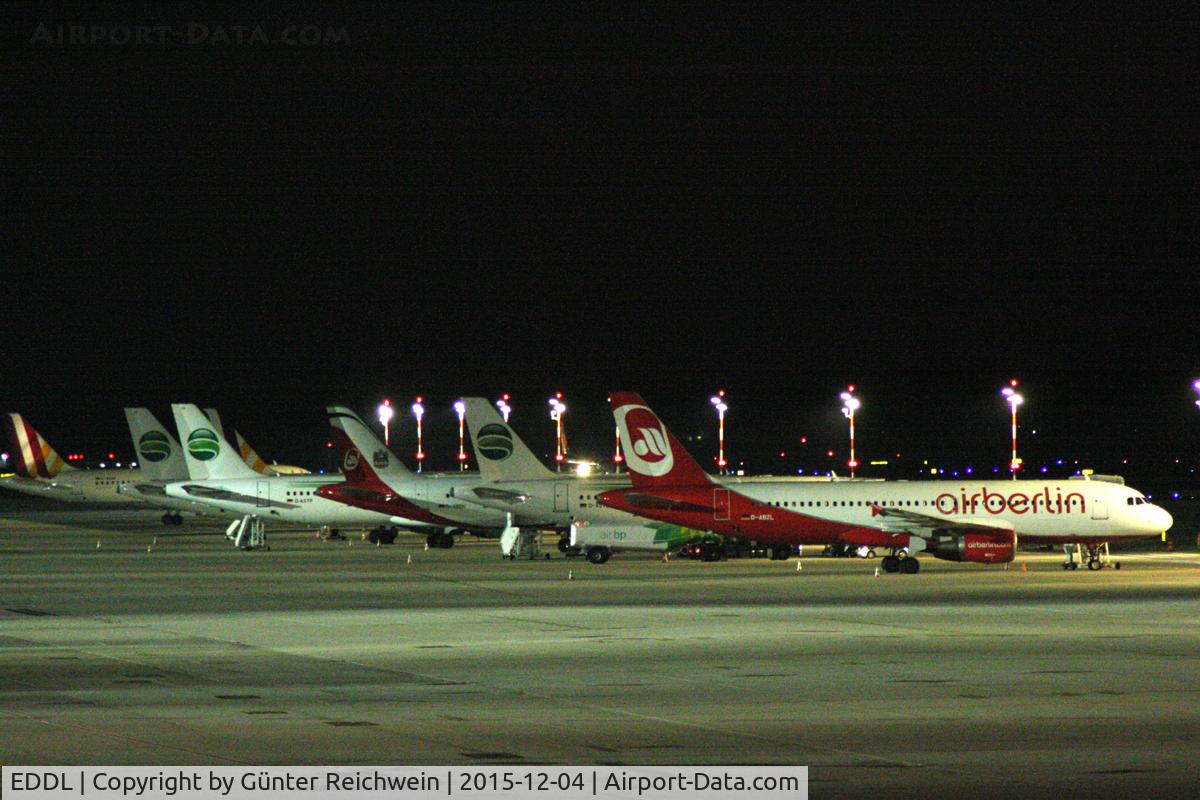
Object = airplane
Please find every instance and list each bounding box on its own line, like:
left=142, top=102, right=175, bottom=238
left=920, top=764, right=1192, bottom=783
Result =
left=461, top=397, right=706, bottom=563
left=158, top=403, right=435, bottom=537
left=599, top=392, right=1174, bottom=573
left=1, top=412, right=143, bottom=504
left=116, top=407, right=216, bottom=524
left=315, top=405, right=508, bottom=547
left=203, top=408, right=310, bottom=476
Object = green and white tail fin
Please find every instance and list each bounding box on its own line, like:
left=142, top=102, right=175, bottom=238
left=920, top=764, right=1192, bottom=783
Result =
left=124, top=408, right=188, bottom=481
left=463, top=398, right=556, bottom=483
left=171, top=404, right=259, bottom=480
left=325, top=406, right=413, bottom=479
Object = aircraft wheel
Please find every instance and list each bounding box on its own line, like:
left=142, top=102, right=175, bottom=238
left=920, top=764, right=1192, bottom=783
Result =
left=1087, top=558, right=1102, bottom=571
left=173, top=514, right=184, bottom=525
left=161, top=513, right=173, bottom=525
left=436, top=532, right=455, bottom=549
left=368, top=529, right=379, bottom=544
left=557, top=537, right=571, bottom=553
left=425, top=533, right=437, bottom=548
left=1114, top=562, right=1121, bottom=570
left=901, top=557, right=920, bottom=574
left=881, top=555, right=901, bottom=573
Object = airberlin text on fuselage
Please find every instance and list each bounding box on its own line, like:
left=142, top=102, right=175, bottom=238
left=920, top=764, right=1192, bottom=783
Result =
left=934, top=486, right=1085, bottom=515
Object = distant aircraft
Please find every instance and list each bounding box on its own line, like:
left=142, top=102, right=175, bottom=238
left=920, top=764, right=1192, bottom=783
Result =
left=0, top=412, right=142, bottom=504
left=599, top=392, right=1173, bottom=573
left=159, top=403, right=430, bottom=537
left=117, top=407, right=214, bottom=524
left=461, top=397, right=705, bottom=563
left=203, top=408, right=310, bottom=476
left=315, top=406, right=506, bottom=547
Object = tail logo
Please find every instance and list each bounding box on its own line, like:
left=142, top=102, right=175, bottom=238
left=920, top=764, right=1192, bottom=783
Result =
left=137, top=431, right=172, bottom=462
left=476, top=423, right=514, bottom=461
left=186, top=428, right=220, bottom=461
left=343, top=448, right=361, bottom=472
left=615, top=405, right=675, bottom=477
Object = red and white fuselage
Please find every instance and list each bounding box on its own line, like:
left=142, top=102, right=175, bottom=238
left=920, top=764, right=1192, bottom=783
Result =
left=599, top=393, right=1172, bottom=562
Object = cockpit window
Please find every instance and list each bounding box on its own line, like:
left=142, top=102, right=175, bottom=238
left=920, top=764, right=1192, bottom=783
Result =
left=1126, top=496, right=1147, bottom=506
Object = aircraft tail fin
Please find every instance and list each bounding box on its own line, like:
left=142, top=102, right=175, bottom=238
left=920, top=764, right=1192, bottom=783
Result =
left=326, top=405, right=413, bottom=487
left=124, top=408, right=187, bottom=481
left=171, top=404, right=259, bottom=480
left=608, top=392, right=712, bottom=488
left=204, top=408, right=272, bottom=475
left=2, top=413, right=73, bottom=478
left=463, top=398, right=556, bottom=482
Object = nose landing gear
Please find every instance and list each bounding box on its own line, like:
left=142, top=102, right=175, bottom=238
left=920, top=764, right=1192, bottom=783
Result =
left=1062, top=543, right=1120, bottom=571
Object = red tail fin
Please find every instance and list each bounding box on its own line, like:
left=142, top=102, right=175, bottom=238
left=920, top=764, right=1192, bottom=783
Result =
left=609, top=392, right=712, bottom=488
left=329, top=427, right=390, bottom=491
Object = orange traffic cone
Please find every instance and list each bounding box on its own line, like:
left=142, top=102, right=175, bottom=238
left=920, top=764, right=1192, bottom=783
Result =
left=873, top=567, right=880, bottom=577
left=567, top=570, right=574, bottom=581
left=1020, top=562, right=1027, bottom=572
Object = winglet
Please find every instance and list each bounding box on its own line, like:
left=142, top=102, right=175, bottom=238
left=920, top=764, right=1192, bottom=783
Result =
left=463, top=398, right=556, bottom=482
left=608, top=392, right=712, bottom=488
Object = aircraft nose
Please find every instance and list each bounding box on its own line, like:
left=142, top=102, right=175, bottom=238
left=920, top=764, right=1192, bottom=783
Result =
left=1145, top=504, right=1173, bottom=533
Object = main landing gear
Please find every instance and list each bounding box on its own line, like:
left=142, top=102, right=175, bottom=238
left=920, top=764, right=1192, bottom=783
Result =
left=881, top=550, right=920, bottom=574
left=160, top=512, right=183, bottom=526
left=367, top=526, right=399, bottom=545
left=1062, top=543, right=1120, bottom=571
left=426, top=530, right=456, bottom=549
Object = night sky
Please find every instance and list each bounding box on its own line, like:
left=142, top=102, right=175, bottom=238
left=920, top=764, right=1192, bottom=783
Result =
left=4, top=3, right=1198, bottom=480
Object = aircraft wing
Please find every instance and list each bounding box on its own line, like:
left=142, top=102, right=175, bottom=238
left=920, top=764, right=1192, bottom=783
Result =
left=869, top=503, right=1014, bottom=535
left=177, top=484, right=296, bottom=509
left=620, top=492, right=715, bottom=514
left=470, top=486, right=532, bottom=505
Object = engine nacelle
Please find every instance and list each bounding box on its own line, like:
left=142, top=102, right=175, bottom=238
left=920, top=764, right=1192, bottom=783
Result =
left=926, top=530, right=1016, bottom=563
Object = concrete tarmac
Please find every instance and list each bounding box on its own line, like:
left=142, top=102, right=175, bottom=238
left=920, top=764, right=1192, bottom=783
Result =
left=1, top=506, right=1199, bottom=799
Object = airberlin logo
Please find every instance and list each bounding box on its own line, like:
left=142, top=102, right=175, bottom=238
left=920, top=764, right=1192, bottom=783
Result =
left=137, top=431, right=171, bottom=462
left=186, top=428, right=219, bottom=461
left=615, top=404, right=674, bottom=477
left=935, top=486, right=1085, bottom=515
left=476, top=424, right=514, bottom=461
left=343, top=448, right=361, bottom=472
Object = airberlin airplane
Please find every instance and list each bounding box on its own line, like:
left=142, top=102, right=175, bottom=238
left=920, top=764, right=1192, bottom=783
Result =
left=599, top=393, right=1173, bottom=574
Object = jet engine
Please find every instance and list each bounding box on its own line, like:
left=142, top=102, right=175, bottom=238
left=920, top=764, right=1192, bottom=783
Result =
left=926, top=530, right=1016, bottom=563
